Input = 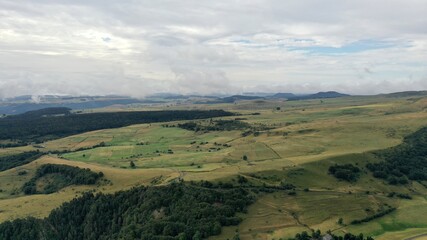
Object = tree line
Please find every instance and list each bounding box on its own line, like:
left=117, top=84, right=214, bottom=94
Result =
left=22, top=164, right=103, bottom=195
left=0, top=151, right=44, bottom=171
left=350, top=207, right=396, bottom=225
left=177, top=119, right=250, bottom=132
left=294, top=229, right=374, bottom=240
left=0, top=108, right=234, bottom=144
left=0, top=183, right=254, bottom=240
left=367, top=126, right=427, bottom=184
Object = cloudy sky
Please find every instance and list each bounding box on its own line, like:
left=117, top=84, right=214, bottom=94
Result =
left=0, top=0, right=426, bottom=98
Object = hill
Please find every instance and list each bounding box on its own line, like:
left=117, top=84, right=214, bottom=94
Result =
left=0, top=183, right=253, bottom=240
left=269, top=92, right=297, bottom=99
left=288, top=91, right=350, bottom=100
left=17, top=107, right=72, bottom=118
left=220, top=95, right=264, bottom=103
left=0, top=93, right=427, bottom=239
left=0, top=108, right=234, bottom=144
left=194, top=95, right=265, bottom=104
left=0, top=96, right=160, bottom=115
left=382, top=91, right=427, bottom=98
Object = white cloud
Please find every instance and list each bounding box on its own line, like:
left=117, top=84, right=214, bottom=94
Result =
left=0, top=0, right=426, bottom=98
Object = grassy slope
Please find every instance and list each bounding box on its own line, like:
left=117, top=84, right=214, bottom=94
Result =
left=0, top=155, right=178, bottom=222
left=210, top=152, right=427, bottom=239
left=0, top=95, right=427, bottom=239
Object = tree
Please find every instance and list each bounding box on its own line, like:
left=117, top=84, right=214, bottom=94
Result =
left=312, top=229, right=321, bottom=238
left=232, top=233, right=240, bottom=240
left=237, top=175, right=248, bottom=184
left=0, top=109, right=234, bottom=145
left=242, top=155, right=248, bottom=161
left=1, top=183, right=254, bottom=240
left=192, top=231, right=202, bottom=240
left=178, top=233, right=187, bottom=240
left=130, top=161, right=136, bottom=168
left=295, top=231, right=310, bottom=240
left=22, top=164, right=103, bottom=195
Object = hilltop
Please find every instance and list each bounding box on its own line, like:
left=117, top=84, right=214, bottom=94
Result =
left=287, top=91, right=350, bottom=100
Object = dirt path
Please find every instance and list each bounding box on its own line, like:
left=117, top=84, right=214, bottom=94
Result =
left=260, top=142, right=281, bottom=159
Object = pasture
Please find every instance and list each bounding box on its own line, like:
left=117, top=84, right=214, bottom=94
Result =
left=0, top=94, right=427, bottom=239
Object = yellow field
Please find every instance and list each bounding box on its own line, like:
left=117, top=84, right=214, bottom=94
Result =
left=0, top=155, right=179, bottom=221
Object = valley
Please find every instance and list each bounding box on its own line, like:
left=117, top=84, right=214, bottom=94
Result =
left=0, top=93, right=427, bottom=239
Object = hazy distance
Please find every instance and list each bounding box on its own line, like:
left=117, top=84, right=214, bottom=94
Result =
left=0, top=0, right=426, bottom=98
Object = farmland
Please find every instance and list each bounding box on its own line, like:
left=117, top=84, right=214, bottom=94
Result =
left=0, top=94, right=427, bottom=239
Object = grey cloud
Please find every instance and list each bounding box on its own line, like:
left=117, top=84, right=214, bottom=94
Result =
left=0, top=0, right=426, bottom=98
left=170, top=66, right=236, bottom=95
left=247, top=78, right=427, bottom=96
left=364, top=68, right=373, bottom=74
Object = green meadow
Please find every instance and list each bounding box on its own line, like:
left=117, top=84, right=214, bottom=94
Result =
left=1, top=94, right=427, bottom=239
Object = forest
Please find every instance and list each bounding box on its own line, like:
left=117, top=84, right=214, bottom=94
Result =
left=177, top=119, right=250, bottom=132
left=367, top=126, right=427, bottom=184
left=0, top=108, right=234, bottom=144
left=22, top=164, right=103, bottom=194
left=0, top=183, right=254, bottom=240
left=0, top=151, right=44, bottom=171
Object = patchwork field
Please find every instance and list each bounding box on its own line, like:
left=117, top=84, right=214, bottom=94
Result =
left=1, top=94, right=427, bottom=239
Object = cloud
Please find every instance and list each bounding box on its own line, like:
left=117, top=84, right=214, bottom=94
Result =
left=170, top=66, right=236, bottom=95
left=0, top=0, right=426, bottom=98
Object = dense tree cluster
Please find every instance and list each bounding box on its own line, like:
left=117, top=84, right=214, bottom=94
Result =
left=350, top=207, right=396, bottom=225
left=22, top=164, right=103, bottom=194
left=387, top=192, right=412, bottom=199
left=177, top=119, right=250, bottom=132
left=0, top=151, right=44, bottom=171
left=17, top=107, right=72, bottom=118
left=1, top=183, right=254, bottom=240
left=0, top=142, right=27, bottom=148
left=0, top=217, right=53, bottom=239
left=328, top=164, right=360, bottom=182
left=0, top=108, right=234, bottom=144
left=189, top=178, right=297, bottom=194
left=294, top=230, right=373, bottom=240
left=367, top=126, right=427, bottom=184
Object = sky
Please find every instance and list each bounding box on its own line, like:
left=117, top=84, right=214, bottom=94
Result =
left=0, top=0, right=426, bottom=98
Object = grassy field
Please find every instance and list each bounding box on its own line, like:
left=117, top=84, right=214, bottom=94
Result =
left=0, top=155, right=179, bottom=221
left=211, top=152, right=427, bottom=240
left=0, top=94, right=427, bottom=239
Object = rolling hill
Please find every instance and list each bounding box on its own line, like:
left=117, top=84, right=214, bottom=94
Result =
left=288, top=91, right=350, bottom=100
left=0, top=93, right=426, bottom=240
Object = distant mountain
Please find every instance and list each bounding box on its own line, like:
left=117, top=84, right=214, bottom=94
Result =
left=14, top=107, right=72, bottom=118
left=146, top=93, right=183, bottom=98
left=269, top=93, right=297, bottom=99
left=220, top=95, right=264, bottom=103
left=288, top=91, right=350, bottom=101
left=382, top=91, right=427, bottom=98
left=21, top=107, right=71, bottom=117
left=162, top=94, right=190, bottom=99
left=193, top=95, right=265, bottom=104
left=0, top=98, right=162, bottom=115
left=3, top=95, right=33, bottom=101
left=308, top=91, right=349, bottom=98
